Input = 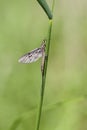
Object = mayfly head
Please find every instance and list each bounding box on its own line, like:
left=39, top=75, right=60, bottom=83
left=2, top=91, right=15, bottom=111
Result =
left=41, top=39, right=46, bottom=49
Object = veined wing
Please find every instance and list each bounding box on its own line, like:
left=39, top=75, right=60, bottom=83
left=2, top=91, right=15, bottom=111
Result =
left=18, top=47, right=42, bottom=63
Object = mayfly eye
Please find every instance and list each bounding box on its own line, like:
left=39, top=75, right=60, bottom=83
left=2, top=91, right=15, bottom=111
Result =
left=43, top=39, right=47, bottom=43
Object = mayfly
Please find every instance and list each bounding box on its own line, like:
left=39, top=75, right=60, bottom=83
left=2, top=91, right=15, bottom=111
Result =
left=18, top=40, right=46, bottom=73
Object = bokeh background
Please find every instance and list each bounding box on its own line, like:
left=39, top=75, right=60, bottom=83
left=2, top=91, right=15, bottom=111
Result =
left=0, top=0, right=87, bottom=130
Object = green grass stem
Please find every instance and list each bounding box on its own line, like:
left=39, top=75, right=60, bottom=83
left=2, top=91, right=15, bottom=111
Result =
left=35, top=1, right=55, bottom=130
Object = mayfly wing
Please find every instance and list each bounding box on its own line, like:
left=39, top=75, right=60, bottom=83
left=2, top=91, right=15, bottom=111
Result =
left=18, top=39, right=46, bottom=65
left=18, top=48, right=42, bottom=63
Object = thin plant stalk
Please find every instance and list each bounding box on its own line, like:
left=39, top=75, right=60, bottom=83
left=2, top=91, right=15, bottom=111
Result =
left=35, top=0, right=55, bottom=130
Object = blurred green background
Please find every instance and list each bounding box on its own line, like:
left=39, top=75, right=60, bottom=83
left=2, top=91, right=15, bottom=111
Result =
left=0, top=0, right=87, bottom=130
